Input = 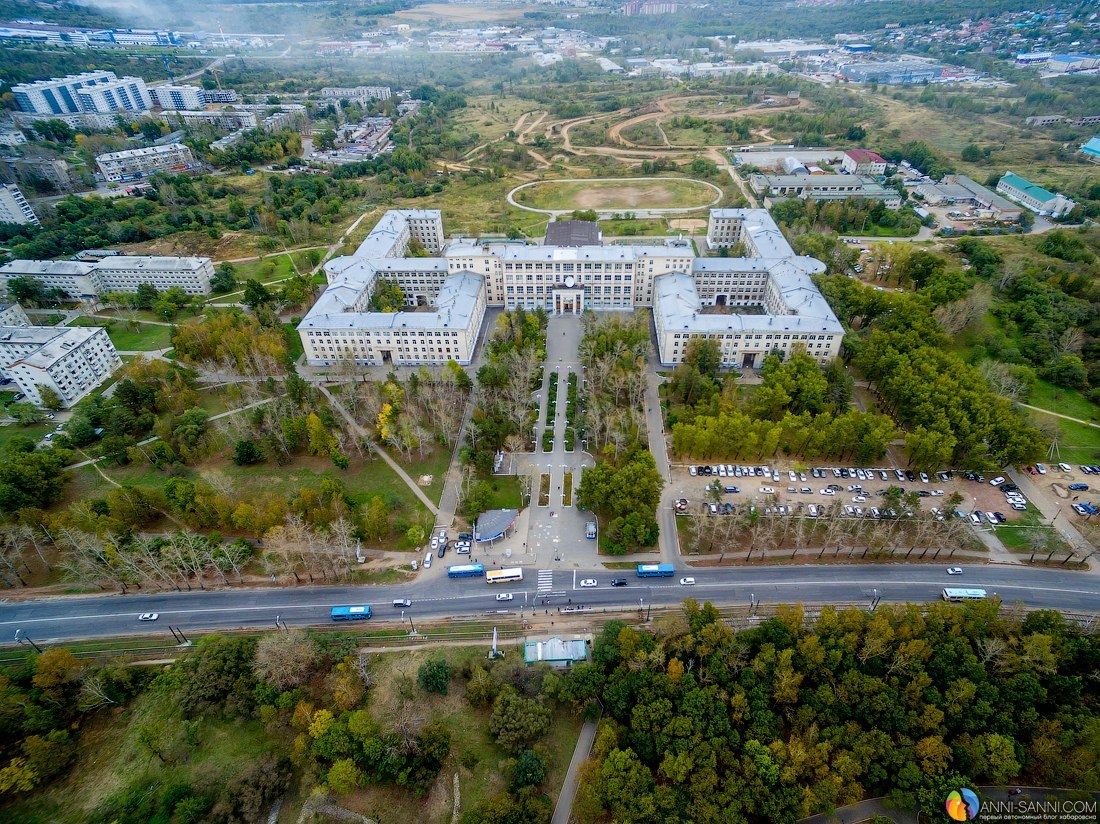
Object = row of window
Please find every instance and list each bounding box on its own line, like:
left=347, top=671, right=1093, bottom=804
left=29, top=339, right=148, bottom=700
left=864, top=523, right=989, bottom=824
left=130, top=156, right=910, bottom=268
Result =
left=673, top=332, right=833, bottom=341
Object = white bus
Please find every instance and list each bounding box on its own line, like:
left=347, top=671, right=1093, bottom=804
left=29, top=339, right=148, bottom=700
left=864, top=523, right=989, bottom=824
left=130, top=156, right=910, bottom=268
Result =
left=942, top=588, right=987, bottom=602
left=485, top=567, right=523, bottom=585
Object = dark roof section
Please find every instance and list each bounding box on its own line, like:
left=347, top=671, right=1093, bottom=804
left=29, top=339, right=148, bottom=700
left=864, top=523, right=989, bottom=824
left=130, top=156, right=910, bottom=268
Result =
left=544, top=220, right=600, bottom=247
left=474, top=509, right=519, bottom=542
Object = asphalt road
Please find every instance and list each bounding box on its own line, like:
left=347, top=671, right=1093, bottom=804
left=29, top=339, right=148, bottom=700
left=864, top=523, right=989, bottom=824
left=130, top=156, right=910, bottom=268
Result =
left=2, top=564, right=1097, bottom=644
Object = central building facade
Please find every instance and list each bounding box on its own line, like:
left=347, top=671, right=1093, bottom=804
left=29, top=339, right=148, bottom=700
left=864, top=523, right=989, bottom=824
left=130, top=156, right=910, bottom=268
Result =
left=298, top=208, right=843, bottom=369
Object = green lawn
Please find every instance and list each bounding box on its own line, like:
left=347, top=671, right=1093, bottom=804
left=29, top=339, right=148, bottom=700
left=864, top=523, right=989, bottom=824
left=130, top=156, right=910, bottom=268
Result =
left=601, top=217, right=669, bottom=237
left=1025, top=408, right=1100, bottom=464
left=283, top=322, right=304, bottom=361
left=484, top=475, right=523, bottom=510
left=67, top=317, right=173, bottom=351
left=1027, top=379, right=1100, bottom=423
left=394, top=446, right=453, bottom=505
left=230, top=251, right=314, bottom=285
left=0, top=420, right=52, bottom=451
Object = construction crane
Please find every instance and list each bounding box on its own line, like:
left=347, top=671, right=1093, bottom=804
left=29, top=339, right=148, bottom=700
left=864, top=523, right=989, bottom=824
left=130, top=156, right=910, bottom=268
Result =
left=208, top=65, right=225, bottom=91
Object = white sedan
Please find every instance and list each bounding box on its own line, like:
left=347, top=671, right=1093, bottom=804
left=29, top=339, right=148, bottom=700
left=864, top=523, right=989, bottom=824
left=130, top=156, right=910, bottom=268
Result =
left=679, top=577, right=695, bottom=586
left=495, top=593, right=514, bottom=601
left=946, top=567, right=963, bottom=575
left=759, top=486, right=775, bottom=494
left=138, top=613, right=159, bottom=621
left=579, top=578, right=598, bottom=588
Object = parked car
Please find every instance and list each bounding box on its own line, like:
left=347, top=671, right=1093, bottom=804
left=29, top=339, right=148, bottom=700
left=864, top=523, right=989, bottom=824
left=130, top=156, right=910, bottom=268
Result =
left=1069, top=483, right=1089, bottom=491
left=759, top=486, right=775, bottom=495
left=689, top=465, right=697, bottom=476
left=1035, top=463, right=1047, bottom=474
left=969, top=512, right=982, bottom=525
left=1058, top=462, right=1071, bottom=472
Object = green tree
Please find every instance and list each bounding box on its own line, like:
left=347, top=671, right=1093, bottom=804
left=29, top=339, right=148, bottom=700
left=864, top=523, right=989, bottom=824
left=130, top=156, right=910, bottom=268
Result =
left=211, top=263, right=238, bottom=293
left=36, top=386, right=62, bottom=411
left=508, top=749, right=547, bottom=791
left=362, top=495, right=389, bottom=541
left=6, top=402, right=43, bottom=425
left=417, top=656, right=452, bottom=695
left=243, top=279, right=274, bottom=310
left=488, top=689, right=552, bottom=753
left=326, top=758, right=360, bottom=794
left=232, top=439, right=262, bottom=465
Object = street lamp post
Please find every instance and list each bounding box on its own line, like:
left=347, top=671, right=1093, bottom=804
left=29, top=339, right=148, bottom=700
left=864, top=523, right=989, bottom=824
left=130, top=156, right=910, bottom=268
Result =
left=14, top=629, right=42, bottom=653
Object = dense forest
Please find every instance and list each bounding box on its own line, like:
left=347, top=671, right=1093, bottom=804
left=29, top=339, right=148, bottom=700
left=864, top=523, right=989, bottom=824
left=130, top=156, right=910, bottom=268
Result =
left=568, top=600, right=1100, bottom=823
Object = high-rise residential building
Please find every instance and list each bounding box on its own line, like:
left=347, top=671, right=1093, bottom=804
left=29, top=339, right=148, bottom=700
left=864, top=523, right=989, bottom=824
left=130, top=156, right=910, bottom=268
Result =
left=0, top=325, right=120, bottom=407
left=0, top=303, right=31, bottom=327
left=75, top=76, right=152, bottom=114
left=151, top=84, right=206, bottom=111
left=12, top=71, right=151, bottom=115
left=0, top=184, right=39, bottom=226
left=319, top=86, right=391, bottom=100
left=95, top=143, right=196, bottom=182
left=12, top=71, right=116, bottom=115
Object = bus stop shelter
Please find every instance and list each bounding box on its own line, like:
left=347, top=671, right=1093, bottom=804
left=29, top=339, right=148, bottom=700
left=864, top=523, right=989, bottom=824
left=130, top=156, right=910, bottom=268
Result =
left=475, top=508, right=519, bottom=544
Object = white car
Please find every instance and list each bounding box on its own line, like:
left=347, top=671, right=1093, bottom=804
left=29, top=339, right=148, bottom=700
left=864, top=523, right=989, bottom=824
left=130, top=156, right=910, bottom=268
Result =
left=919, top=472, right=929, bottom=483
left=930, top=489, right=945, bottom=496
left=456, top=544, right=471, bottom=555
left=679, top=577, right=695, bottom=586
left=437, top=529, right=447, bottom=541
left=852, top=495, right=867, bottom=503
left=821, top=488, right=835, bottom=496
left=579, top=578, right=598, bottom=588
left=496, top=593, right=514, bottom=601
left=989, top=477, right=1006, bottom=486
left=689, top=465, right=697, bottom=476
left=759, top=486, right=775, bottom=494
left=946, top=567, right=963, bottom=575
left=138, top=613, right=159, bottom=621
left=430, top=536, right=440, bottom=550
left=424, top=551, right=432, bottom=568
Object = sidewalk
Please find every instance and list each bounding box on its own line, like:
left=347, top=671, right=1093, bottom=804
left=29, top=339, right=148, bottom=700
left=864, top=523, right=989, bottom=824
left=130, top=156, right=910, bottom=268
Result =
left=551, top=719, right=598, bottom=824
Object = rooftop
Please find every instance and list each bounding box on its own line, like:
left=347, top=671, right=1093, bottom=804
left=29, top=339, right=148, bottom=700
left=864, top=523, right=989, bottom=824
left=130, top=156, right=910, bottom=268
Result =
left=523, top=637, right=588, bottom=666
left=474, top=508, right=519, bottom=541
left=1082, top=137, right=1100, bottom=156
left=4, top=326, right=103, bottom=369
left=998, top=171, right=1058, bottom=204
left=845, top=148, right=886, bottom=164
left=544, top=220, right=600, bottom=247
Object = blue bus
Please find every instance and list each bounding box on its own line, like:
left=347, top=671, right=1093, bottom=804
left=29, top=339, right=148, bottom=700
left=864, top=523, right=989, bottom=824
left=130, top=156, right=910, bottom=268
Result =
left=447, top=563, right=485, bottom=579
left=331, top=605, right=372, bottom=621
left=637, top=564, right=675, bottom=578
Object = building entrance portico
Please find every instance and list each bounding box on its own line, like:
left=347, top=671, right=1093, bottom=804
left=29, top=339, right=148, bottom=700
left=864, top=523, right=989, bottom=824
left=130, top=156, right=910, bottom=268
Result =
left=552, top=278, right=584, bottom=315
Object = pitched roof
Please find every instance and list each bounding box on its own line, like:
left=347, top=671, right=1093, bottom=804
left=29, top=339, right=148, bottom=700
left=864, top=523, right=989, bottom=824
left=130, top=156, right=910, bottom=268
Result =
left=999, top=171, right=1057, bottom=204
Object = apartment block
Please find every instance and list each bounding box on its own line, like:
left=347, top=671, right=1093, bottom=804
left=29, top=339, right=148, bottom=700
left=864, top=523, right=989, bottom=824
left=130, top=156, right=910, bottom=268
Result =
left=151, top=84, right=206, bottom=110
left=12, top=71, right=116, bottom=115
left=0, top=184, right=39, bottom=225
left=0, top=303, right=31, bottom=327
left=0, top=325, right=120, bottom=407
left=95, top=143, right=196, bottom=182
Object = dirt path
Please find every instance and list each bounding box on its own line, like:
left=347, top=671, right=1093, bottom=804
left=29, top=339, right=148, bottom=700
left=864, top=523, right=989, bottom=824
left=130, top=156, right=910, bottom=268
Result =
left=609, top=95, right=810, bottom=150
left=1017, top=404, right=1100, bottom=428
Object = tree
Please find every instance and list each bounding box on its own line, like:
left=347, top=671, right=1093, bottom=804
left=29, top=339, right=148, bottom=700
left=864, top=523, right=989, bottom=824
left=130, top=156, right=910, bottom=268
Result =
left=254, top=630, right=315, bottom=690
left=211, top=263, right=238, bottom=294
left=32, top=648, right=81, bottom=695
left=417, top=656, right=452, bottom=695
left=243, top=279, right=274, bottom=310
left=6, top=402, right=43, bottom=425
left=509, top=749, right=547, bottom=791
left=232, top=439, right=262, bottom=465
left=6, top=277, right=45, bottom=306
left=326, top=758, right=360, bottom=794
left=362, top=495, right=389, bottom=541
left=488, top=689, right=552, bottom=753
left=37, top=386, right=62, bottom=411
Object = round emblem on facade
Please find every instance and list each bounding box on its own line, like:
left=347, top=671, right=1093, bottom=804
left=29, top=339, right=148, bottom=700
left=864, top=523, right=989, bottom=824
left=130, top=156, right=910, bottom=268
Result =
left=564, top=275, right=576, bottom=288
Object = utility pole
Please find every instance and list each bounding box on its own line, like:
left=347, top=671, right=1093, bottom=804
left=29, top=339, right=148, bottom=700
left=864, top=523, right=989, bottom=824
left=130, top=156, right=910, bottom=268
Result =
left=14, top=629, right=42, bottom=653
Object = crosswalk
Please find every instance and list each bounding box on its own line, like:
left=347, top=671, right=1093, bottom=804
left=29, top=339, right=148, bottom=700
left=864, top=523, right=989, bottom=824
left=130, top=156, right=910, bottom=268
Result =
left=536, top=569, right=554, bottom=593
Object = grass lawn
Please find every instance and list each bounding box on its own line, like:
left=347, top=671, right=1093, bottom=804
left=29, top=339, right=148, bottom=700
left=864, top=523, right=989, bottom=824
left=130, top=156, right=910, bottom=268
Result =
left=67, top=316, right=172, bottom=351
left=389, top=445, right=453, bottom=505
left=0, top=420, right=52, bottom=451
left=1027, top=379, right=1099, bottom=423
left=283, top=322, right=304, bottom=361
left=230, top=250, right=320, bottom=285
left=601, top=217, right=669, bottom=237
left=516, top=177, right=718, bottom=212
left=1025, top=408, right=1100, bottom=464
left=485, top=474, right=523, bottom=510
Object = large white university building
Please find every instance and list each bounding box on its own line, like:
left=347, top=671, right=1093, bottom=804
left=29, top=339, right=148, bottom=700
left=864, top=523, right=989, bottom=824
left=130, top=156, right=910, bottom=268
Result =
left=0, top=256, right=214, bottom=300
left=299, top=208, right=842, bottom=369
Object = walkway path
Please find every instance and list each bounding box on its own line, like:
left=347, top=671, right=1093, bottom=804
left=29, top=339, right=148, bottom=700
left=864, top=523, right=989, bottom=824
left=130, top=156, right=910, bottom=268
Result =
left=317, top=385, right=440, bottom=516
left=551, top=718, right=597, bottom=824
left=797, top=797, right=915, bottom=824
left=646, top=370, right=679, bottom=566
left=1017, top=403, right=1100, bottom=427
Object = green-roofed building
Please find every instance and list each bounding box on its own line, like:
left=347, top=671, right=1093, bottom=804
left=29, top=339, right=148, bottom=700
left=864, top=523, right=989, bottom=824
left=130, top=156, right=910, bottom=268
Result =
left=995, top=171, right=1076, bottom=218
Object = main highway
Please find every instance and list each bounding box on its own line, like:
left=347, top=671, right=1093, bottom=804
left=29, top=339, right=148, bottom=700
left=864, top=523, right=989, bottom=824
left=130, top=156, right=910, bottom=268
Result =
left=1, top=564, right=1097, bottom=644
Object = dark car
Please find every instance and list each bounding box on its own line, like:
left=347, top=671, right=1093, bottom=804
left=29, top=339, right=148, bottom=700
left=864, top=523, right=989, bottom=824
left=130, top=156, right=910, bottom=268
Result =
left=993, top=512, right=1006, bottom=524
left=1001, top=483, right=1018, bottom=492
left=458, top=532, right=472, bottom=540
left=904, top=470, right=916, bottom=482
left=437, top=543, right=446, bottom=558
left=610, top=578, right=628, bottom=587
left=1069, top=483, right=1089, bottom=491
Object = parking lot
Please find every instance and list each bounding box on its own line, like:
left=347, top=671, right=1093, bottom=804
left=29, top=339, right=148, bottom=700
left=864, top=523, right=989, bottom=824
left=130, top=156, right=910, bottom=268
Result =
left=669, top=461, right=1056, bottom=527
